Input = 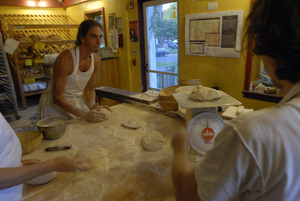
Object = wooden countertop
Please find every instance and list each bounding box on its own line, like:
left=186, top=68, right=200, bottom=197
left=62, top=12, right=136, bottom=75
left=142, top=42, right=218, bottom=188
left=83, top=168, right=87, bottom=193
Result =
left=22, top=103, right=185, bottom=201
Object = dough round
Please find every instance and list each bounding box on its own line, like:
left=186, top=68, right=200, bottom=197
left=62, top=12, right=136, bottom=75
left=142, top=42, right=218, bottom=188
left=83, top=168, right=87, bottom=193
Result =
left=95, top=107, right=112, bottom=120
left=75, top=148, right=108, bottom=169
left=26, top=172, right=57, bottom=185
left=189, top=85, right=221, bottom=101
left=101, top=108, right=112, bottom=119
left=141, top=131, right=165, bottom=152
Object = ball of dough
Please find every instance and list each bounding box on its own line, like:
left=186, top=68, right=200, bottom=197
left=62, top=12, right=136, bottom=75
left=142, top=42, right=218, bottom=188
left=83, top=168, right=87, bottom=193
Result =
left=101, top=108, right=112, bottom=119
left=141, top=131, right=165, bottom=152
left=95, top=106, right=112, bottom=120
left=189, top=85, right=221, bottom=101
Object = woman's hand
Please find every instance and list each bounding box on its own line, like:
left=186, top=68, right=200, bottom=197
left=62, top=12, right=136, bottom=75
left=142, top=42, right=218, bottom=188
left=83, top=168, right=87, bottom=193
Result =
left=52, top=156, right=94, bottom=172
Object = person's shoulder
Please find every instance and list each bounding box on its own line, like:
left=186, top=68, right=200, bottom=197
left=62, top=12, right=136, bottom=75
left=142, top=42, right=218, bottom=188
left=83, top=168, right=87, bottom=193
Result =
left=57, top=49, right=72, bottom=59
left=58, top=49, right=72, bottom=58
left=93, top=54, right=101, bottom=64
left=54, top=49, right=73, bottom=68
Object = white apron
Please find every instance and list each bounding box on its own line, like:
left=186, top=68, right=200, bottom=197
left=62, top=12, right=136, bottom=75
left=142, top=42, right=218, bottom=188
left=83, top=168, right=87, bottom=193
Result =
left=39, top=46, right=94, bottom=120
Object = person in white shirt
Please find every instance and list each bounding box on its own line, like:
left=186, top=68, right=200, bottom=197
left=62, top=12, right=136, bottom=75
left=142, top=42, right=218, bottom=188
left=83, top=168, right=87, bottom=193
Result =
left=171, top=0, right=300, bottom=200
left=0, top=113, right=93, bottom=201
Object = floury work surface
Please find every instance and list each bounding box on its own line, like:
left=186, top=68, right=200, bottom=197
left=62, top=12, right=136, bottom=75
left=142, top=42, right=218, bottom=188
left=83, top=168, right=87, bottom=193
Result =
left=22, top=103, right=185, bottom=201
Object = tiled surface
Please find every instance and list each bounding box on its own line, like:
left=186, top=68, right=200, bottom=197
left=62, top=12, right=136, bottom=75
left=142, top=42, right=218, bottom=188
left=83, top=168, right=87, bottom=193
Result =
left=9, top=95, right=40, bottom=130
left=9, top=105, right=38, bottom=130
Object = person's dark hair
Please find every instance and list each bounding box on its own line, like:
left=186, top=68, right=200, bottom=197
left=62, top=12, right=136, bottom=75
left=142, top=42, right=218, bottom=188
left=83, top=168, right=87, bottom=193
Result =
left=246, top=0, right=300, bottom=83
left=75, top=19, right=103, bottom=46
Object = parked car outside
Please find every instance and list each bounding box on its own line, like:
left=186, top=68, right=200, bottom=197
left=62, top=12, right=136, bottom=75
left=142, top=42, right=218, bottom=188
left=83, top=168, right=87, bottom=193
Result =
left=168, top=41, right=177, bottom=49
left=156, top=48, right=169, bottom=57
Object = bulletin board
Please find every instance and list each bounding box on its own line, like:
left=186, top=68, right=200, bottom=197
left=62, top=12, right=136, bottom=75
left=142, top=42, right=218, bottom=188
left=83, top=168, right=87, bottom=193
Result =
left=185, top=10, right=244, bottom=58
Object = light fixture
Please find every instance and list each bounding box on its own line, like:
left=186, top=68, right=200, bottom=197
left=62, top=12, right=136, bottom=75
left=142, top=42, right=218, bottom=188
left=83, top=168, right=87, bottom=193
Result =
left=28, top=0, right=35, bottom=6
left=39, top=0, right=47, bottom=7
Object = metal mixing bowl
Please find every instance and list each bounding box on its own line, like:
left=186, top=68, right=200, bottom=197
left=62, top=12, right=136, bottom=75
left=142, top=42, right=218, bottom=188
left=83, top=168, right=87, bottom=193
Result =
left=36, top=116, right=67, bottom=139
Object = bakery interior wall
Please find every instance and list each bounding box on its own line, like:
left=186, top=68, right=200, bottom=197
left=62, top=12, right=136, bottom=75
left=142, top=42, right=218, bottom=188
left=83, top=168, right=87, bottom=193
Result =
left=0, top=0, right=276, bottom=110
left=178, top=0, right=276, bottom=110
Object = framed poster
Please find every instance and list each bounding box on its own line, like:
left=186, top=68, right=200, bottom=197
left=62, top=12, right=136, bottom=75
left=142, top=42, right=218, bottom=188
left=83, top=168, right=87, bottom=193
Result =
left=189, top=18, right=220, bottom=41
left=185, top=10, right=244, bottom=58
left=190, top=43, right=204, bottom=54
left=129, top=21, right=139, bottom=43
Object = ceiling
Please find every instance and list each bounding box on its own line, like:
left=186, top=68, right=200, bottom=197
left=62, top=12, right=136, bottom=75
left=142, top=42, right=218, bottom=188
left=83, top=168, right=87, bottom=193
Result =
left=0, top=0, right=89, bottom=8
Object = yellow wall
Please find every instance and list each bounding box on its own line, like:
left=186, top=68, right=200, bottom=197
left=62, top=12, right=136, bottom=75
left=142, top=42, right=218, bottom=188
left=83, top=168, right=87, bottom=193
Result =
left=65, top=0, right=140, bottom=92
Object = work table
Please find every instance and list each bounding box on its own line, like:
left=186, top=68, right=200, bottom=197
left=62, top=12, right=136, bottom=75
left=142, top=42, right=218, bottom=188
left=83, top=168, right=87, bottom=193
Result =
left=22, top=103, right=185, bottom=201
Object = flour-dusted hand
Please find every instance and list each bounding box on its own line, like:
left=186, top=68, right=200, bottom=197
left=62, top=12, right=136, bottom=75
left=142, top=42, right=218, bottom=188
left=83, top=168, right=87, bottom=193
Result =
left=52, top=156, right=94, bottom=172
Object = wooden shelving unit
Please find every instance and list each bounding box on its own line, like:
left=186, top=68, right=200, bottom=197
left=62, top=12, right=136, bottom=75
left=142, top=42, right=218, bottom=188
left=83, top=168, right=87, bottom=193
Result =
left=0, top=14, right=78, bottom=108
left=0, top=32, right=19, bottom=121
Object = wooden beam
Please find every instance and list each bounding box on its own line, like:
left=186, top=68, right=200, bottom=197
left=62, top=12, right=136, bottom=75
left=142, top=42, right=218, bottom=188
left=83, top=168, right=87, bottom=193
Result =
left=0, top=0, right=63, bottom=8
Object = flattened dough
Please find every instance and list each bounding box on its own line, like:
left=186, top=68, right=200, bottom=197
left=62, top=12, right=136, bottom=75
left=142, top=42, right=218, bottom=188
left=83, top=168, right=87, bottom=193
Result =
left=189, top=85, right=221, bottom=101
left=26, top=172, right=57, bottom=185
left=141, top=131, right=165, bottom=152
left=75, top=148, right=108, bottom=169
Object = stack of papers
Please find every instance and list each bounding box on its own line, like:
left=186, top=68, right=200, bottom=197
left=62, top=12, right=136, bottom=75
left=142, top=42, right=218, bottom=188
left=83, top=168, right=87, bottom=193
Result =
left=221, top=106, right=253, bottom=119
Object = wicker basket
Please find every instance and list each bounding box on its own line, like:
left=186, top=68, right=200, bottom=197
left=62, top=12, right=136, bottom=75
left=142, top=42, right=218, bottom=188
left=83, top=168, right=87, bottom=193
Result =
left=159, top=100, right=178, bottom=111
left=159, top=86, right=179, bottom=111
left=16, top=131, right=43, bottom=155
left=178, top=79, right=200, bottom=86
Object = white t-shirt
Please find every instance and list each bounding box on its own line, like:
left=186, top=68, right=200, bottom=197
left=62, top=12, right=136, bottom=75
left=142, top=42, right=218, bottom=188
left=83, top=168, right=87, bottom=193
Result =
left=195, top=84, right=300, bottom=201
left=0, top=113, right=23, bottom=201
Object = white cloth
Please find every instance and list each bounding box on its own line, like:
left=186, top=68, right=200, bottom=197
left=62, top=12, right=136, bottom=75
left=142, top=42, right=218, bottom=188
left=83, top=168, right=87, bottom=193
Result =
left=0, top=113, right=22, bottom=201
left=195, top=82, right=300, bottom=201
left=39, top=46, right=94, bottom=119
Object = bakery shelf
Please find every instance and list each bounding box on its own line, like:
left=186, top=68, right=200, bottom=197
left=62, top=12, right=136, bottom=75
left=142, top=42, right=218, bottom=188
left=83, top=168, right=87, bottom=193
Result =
left=0, top=33, right=19, bottom=121
left=23, top=90, right=44, bottom=96
left=242, top=91, right=282, bottom=103
left=0, top=14, right=79, bottom=109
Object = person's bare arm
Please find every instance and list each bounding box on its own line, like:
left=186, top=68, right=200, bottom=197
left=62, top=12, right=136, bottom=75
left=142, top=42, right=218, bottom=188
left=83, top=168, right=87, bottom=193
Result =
left=0, top=156, right=93, bottom=190
left=172, top=126, right=201, bottom=201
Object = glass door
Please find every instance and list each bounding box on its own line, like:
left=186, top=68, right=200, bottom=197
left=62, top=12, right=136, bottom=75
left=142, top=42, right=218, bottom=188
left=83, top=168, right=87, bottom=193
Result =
left=143, top=0, right=178, bottom=90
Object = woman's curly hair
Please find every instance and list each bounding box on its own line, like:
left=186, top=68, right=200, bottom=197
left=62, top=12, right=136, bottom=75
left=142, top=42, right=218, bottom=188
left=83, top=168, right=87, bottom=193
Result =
left=245, top=0, right=300, bottom=83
